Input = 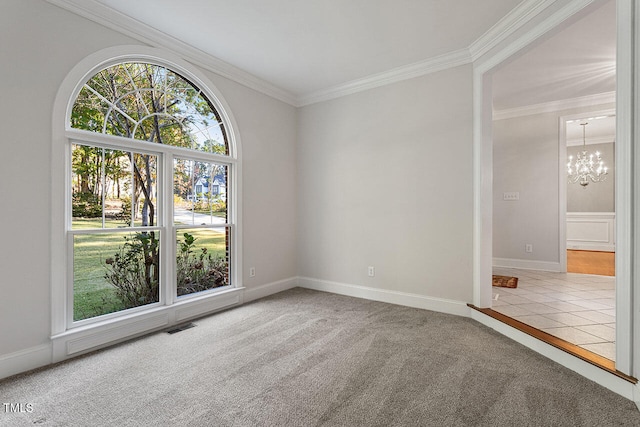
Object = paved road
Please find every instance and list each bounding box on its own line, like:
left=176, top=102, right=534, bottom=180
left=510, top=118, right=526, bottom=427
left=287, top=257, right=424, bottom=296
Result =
left=174, top=208, right=226, bottom=229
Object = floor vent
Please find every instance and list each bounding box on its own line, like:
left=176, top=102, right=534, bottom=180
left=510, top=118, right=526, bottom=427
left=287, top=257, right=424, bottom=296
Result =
left=166, top=323, right=196, bottom=334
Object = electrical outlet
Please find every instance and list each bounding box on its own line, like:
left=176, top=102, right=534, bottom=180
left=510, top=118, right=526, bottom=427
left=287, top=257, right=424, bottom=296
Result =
left=503, top=192, right=520, bottom=201
left=249, top=267, right=256, bottom=277
left=525, top=244, right=533, bottom=253
left=368, top=266, right=375, bottom=277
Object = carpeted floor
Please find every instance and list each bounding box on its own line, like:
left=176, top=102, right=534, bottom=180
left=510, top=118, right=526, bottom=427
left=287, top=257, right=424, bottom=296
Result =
left=2, top=288, right=640, bottom=426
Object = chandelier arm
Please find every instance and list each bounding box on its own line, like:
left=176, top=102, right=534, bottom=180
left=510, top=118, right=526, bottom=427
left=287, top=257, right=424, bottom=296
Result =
left=567, top=121, right=607, bottom=187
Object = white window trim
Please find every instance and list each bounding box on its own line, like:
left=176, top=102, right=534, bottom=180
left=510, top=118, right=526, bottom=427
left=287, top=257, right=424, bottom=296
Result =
left=51, top=46, right=243, bottom=362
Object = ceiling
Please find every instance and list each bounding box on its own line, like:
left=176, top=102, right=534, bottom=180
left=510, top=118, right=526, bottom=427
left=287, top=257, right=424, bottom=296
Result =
left=60, top=0, right=522, bottom=103
left=492, top=0, right=616, bottom=112
left=51, top=0, right=615, bottom=109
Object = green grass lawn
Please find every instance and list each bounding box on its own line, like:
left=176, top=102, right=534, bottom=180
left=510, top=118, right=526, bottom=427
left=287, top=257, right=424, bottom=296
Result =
left=73, top=218, right=227, bottom=321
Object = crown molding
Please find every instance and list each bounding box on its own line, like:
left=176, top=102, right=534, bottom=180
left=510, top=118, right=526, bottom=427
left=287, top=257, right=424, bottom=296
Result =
left=475, top=0, right=597, bottom=75
left=45, top=0, right=595, bottom=108
left=469, top=0, right=557, bottom=61
left=299, top=0, right=560, bottom=106
left=493, top=91, right=616, bottom=120
left=297, top=49, right=472, bottom=106
left=46, top=0, right=298, bottom=106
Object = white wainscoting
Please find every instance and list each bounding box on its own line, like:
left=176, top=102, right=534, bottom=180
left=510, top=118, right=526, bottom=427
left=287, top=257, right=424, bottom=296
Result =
left=567, top=212, right=615, bottom=252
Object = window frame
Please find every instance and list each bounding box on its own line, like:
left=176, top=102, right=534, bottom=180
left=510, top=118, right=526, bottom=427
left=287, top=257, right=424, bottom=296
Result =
left=51, top=47, right=242, bottom=345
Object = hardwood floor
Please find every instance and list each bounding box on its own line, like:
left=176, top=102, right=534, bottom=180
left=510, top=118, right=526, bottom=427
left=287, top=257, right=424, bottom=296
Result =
left=567, top=250, right=615, bottom=276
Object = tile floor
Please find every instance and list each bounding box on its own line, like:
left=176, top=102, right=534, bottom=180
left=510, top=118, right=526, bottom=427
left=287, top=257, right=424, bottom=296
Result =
left=492, top=267, right=616, bottom=361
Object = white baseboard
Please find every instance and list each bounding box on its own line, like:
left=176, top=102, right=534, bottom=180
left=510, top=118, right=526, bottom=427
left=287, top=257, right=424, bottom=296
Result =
left=243, top=277, right=298, bottom=303
left=634, top=384, right=640, bottom=411
left=0, top=344, right=51, bottom=380
left=298, top=276, right=470, bottom=317
left=493, top=257, right=562, bottom=272
left=470, top=310, right=634, bottom=401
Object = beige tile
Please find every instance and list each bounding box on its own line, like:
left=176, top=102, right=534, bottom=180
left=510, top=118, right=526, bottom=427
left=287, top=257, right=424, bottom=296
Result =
left=525, top=286, right=560, bottom=295
left=573, top=310, right=615, bottom=324
left=581, top=342, right=616, bottom=361
left=541, top=327, right=606, bottom=345
left=491, top=299, right=508, bottom=307
left=516, top=303, right=561, bottom=315
left=491, top=268, right=618, bottom=362
left=590, top=298, right=615, bottom=308
left=546, top=285, right=581, bottom=293
left=496, top=295, right=532, bottom=305
left=576, top=324, right=616, bottom=342
left=542, top=301, right=588, bottom=312
left=512, top=315, right=565, bottom=329
left=590, top=290, right=616, bottom=298
left=542, top=312, right=597, bottom=326
left=564, top=291, right=603, bottom=299
left=497, top=288, right=535, bottom=297
left=543, top=292, right=584, bottom=301
left=520, top=293, right=558, bottom=303
left=570, top=300, right=612, bottom=310
left=493, top=305, right=534, bottom=317
left=564, top=284, right=605, bottom=291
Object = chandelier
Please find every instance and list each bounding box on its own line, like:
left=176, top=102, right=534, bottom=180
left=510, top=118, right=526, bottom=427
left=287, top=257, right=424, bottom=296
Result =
left=567, top=122, right=608, bottom=187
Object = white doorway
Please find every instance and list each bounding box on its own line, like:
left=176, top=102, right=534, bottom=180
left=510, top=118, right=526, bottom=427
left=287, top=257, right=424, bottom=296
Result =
left=473, top=0, right=634, bottom=377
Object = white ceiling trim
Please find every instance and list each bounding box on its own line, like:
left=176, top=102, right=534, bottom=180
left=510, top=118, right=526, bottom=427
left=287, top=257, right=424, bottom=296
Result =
left=46, top=0, right=298, bottom=106
left=47, top=0, right=569, bottom=108
left=469, top=0, right=557, bottom=61
left=297, top=49, right=472, bottom=107
left=301, top=0, right=559, bottom=106
left=493, top=91, right=616, bottom=120
left=474, top=0, right=597, bottom=75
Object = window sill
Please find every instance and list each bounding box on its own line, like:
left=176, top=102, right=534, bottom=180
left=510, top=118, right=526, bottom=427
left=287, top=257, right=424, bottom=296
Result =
left=51, top=286, right=245, bottom=363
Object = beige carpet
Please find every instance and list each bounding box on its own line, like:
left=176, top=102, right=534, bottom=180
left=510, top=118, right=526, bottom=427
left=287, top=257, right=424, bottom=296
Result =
left=1, top=288, right=639, bottom=426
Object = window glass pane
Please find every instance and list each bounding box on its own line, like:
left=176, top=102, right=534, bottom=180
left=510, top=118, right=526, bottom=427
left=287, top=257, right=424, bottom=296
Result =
left=72, top=145, right=133, bottom=229
left=71, top=63, right=229, bottom=155
left=174, top=159, right=227, bottom=225
left=132, top=152, right=158, bottom=227
left=67, top=60, right=235, bottom=329
left=176, top=228, right=229, bottom=297
left=73, top=231, right=160, bottom=321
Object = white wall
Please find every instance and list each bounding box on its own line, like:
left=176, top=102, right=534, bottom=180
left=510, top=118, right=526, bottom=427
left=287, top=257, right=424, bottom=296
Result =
left=296, top=65, right=474, bottom=303
left=210, top=75, right=298, bottom=288
left=492, top=103, right=614, bottom=266
left=0, top=0, right=297, bottom=358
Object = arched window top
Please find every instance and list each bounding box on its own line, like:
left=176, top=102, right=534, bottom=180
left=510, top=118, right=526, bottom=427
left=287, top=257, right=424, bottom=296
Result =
left=71, top=62, right=229, bottom=155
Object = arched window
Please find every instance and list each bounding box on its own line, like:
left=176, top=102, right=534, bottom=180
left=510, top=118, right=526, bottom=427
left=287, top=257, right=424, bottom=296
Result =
left=65, top=60, right=237, bottom=326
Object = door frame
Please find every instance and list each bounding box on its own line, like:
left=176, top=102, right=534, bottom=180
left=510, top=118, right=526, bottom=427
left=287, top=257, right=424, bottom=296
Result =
left=473, top=0, right=634, bottom=377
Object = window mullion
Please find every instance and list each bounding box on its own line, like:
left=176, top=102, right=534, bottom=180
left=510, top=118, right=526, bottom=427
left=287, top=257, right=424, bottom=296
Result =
left=163, top=151, right=175, bottom=306
left=66, top=232, right=75, bottom=328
